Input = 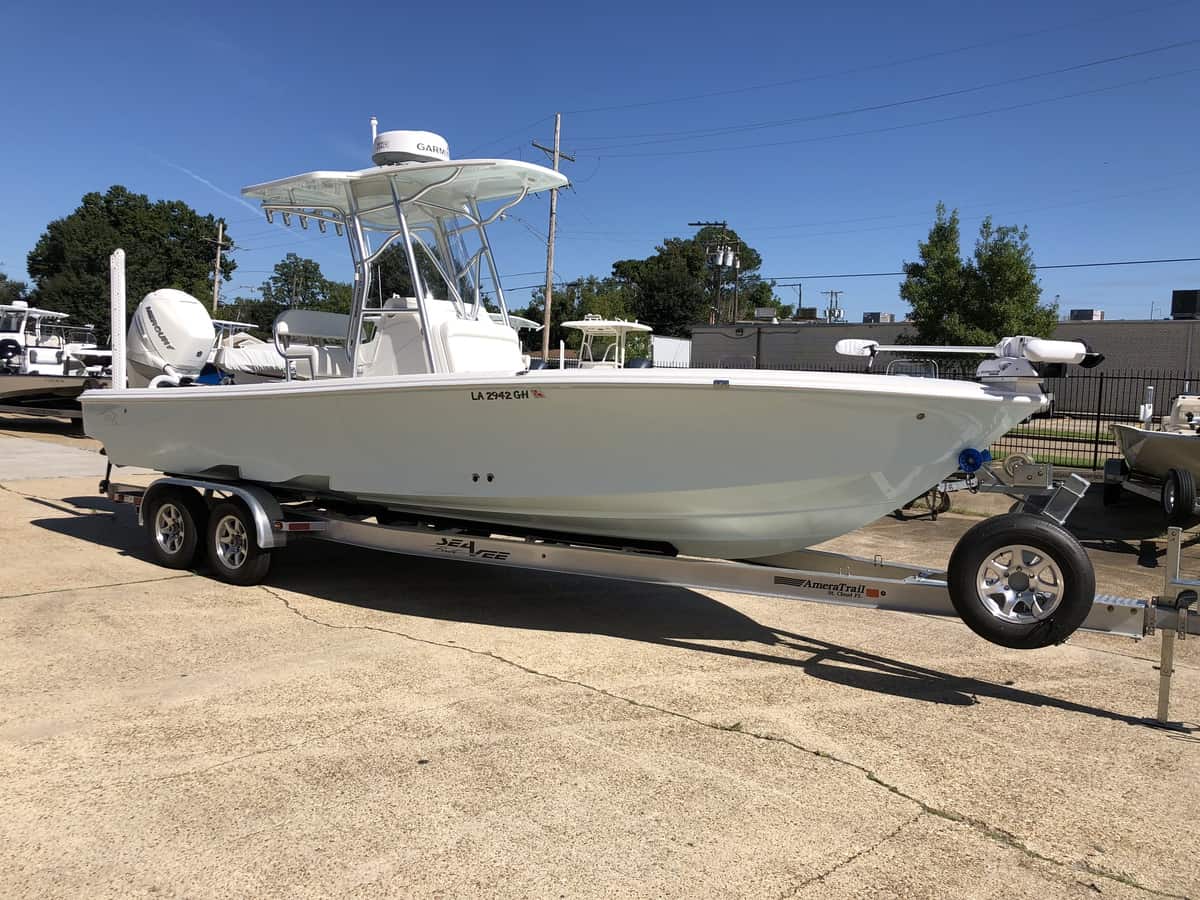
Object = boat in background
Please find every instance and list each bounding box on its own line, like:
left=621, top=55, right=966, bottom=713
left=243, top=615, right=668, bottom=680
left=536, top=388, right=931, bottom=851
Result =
left=0, top=301, right=110, bottom=416
left=559, top=315, right=653, bottom=369
left=1108, top=394, right=1200, bottom=523
left=1111, top=394, right=1200, bottom=481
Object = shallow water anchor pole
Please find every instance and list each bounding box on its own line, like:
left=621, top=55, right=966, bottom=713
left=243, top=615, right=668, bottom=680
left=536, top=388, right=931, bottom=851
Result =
left=109, top=248, right=126, bottom=392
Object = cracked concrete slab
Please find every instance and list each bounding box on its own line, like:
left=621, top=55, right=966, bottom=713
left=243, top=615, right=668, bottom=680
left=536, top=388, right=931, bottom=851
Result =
left=1, top=438, right=1198, bottom=898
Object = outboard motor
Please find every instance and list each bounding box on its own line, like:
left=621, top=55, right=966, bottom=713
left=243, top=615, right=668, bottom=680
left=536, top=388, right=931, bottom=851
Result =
left=126, top=289, right=215, bottom=387
left=0, top=338, right=21, bottom=373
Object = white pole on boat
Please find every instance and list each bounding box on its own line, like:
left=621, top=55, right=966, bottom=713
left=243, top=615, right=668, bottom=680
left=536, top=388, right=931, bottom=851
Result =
left=109, top=248, right=126, bottom=391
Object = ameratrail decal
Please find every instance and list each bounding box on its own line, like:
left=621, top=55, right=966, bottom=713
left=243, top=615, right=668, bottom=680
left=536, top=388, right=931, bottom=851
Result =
left=432, top=537, right=511, bottom=561
left=470, top=388, right=545, bottom=401
left=773, top=575, right=885, bottom=600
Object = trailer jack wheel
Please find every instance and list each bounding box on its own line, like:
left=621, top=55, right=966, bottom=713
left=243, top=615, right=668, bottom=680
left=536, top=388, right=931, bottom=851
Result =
left=207, top=500, right=271, bottom=585
left=947, top=512, right=1094, bottom=649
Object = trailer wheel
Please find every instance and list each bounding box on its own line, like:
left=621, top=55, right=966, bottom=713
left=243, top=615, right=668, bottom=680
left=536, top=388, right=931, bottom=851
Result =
left=947, top=513, right=1094, bottom=649
left=206, top=500, right=271, bottom=585
left=1161, top=469, right=1196, bottom=525
left=144, top=487, right=207, bottom=569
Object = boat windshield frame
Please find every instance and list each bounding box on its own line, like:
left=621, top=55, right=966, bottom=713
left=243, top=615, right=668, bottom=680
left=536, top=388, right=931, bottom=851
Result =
left=246, top=165, right=535, bottom=376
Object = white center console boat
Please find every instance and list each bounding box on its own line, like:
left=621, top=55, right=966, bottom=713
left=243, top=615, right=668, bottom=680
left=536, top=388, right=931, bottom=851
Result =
left=560, top=315, right=653, bottom=369
left=0, top=301, right=110, bottom=414
left=84, top=124, right=1193, bottom=661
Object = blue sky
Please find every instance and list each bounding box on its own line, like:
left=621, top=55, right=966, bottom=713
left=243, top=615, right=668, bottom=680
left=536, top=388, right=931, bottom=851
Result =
left=3, top=0, right=1198, bottom=322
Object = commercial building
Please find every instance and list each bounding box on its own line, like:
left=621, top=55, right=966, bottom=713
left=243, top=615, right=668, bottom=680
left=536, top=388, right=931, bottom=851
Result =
left=690, top=318, right=1200, bottom=373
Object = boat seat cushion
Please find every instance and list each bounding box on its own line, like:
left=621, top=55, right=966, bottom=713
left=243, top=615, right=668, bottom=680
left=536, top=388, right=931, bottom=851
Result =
left=439, top=319, right=523, bottom=373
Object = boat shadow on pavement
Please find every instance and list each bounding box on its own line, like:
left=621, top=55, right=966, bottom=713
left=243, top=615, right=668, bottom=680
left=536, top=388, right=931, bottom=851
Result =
left=29, top=501, right=1191, bottom=734
left=1060, top=486, right=1200, bottom=567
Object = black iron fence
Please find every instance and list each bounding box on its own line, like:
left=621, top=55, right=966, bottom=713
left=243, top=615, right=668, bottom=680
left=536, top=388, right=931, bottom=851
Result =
left=998, top=370, right=1192, bottom=470
left=650, top=359, right=1196, bottom=470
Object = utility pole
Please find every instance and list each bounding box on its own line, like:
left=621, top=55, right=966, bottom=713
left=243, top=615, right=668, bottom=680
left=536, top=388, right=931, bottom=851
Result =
left=532, top=114, right=575, bottom=361
left=821, top=289, right=844, bottom=324
left=209, top=221, right=227, bottom=312
left=689, top=220, right=729, bottom=322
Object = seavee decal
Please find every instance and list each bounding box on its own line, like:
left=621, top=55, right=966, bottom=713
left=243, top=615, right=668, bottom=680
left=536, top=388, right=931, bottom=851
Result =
left=432, top=537, right=512, bottom=561
left=773, top=575, right=884, bottom=600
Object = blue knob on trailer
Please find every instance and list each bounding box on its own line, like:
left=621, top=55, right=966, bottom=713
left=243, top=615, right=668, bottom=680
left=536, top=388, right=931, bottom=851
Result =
left=958, top=448, right=991, bottom=474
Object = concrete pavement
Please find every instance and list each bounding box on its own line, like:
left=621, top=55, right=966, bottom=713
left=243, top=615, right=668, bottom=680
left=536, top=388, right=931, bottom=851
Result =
left=0, top=429, right=1196, bottom=899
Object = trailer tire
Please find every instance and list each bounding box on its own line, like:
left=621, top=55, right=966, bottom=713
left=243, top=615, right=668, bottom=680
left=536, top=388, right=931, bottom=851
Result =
left=144, top=487, right=207, bottom=569
left=947, top=513, right=1094, bottom=649
left=206, top=500, right=271, bottom=585
left=1162, top=469, right=1196, bottom=526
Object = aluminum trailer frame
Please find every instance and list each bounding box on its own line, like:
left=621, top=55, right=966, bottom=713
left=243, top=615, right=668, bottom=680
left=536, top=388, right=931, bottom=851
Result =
left=105, top=469, right=1198, bottom=727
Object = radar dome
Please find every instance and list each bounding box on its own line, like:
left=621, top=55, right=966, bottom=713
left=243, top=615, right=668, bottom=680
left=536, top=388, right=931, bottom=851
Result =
left=372, top=130, right=450, bottom=165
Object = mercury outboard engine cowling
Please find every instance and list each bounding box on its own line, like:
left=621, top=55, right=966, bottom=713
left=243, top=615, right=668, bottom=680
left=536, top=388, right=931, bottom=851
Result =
left=126, top=289, right=215, bottom=387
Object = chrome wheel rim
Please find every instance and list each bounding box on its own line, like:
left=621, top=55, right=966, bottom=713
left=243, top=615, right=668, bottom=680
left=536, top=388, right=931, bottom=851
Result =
left=975, top=544, right=1064, bottom=624
left=1165, top=479, right=1177, bottom=511
left=154, top=503, right=186, bottom=555
left=215, top=515, right=248, bottom=570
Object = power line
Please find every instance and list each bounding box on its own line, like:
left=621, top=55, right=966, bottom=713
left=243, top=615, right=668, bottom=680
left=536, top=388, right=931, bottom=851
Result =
left=572, top=38, right=1200, bottom=150
left=766, top=257, right=1200, bottom=281
left=460, top=114, right=555, bottom=157
left=593, top=65, right=1200, bottom=158
left=563, top=0, right=1195, bottom=115
left=551, top=163, right=1200, bottom=244
left=458, top=256, right=1200, bottom=298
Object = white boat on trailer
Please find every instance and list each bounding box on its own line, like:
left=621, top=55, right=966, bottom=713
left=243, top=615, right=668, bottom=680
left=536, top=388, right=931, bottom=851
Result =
left=1107, top=391, right=1200, bottom=524
left=80, top=123, right=1200, bottom=678
left=0, top=301, right=110, bottom=416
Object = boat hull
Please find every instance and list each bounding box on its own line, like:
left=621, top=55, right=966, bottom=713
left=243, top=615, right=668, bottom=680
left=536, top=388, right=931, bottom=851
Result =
left=0, top=374, right=108, bottom=408
left=1110, top=423, right=1200, bottom=481
left=83, top=370, right=1041, bottom=559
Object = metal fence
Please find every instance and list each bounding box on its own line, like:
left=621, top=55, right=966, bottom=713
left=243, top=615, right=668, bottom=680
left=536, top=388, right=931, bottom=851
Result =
left=647, top=359, right=1196, bottom=471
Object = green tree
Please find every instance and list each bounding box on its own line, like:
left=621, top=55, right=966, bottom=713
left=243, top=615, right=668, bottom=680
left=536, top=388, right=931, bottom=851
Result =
left=613, top=237, right=708, bottom=337
left=258, top=253, right=349, bottom=312
left=513, top=282, right=583, bottom=352
left=373, top=243, right=456, bottom=303
left=26, top=186, right=235, bottom=339
left=738, top=278, right=790, bottom=319
left=515, top=276, right=645, bottom=356
left=900, top=204, right=1056, bottom=345
left=611, top=226, right=770, bottom=336
left=0, top=271, right=28, bottom=304
left=214, top=297, right=284, bottom=335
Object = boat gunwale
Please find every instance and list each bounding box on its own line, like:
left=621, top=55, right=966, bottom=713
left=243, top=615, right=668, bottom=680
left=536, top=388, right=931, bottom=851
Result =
left=80, top=369, right=1043, bottom=405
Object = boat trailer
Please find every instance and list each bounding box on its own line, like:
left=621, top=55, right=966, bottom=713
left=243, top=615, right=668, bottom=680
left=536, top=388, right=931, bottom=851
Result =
left=101, top=459, right=1198, bottom=728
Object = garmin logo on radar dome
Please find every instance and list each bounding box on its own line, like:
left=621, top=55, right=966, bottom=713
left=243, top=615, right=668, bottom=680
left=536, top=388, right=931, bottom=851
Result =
left=417, top=142, right=446, bottom=157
